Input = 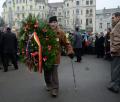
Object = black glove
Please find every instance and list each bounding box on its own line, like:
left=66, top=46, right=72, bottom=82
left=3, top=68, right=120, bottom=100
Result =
left=68, top=54, right=74, bottom=59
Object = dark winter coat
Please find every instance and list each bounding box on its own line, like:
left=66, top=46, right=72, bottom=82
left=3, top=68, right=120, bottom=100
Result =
left=73, top=31, right=82, bottom=48
left=1, top=31, right=18, bottom=54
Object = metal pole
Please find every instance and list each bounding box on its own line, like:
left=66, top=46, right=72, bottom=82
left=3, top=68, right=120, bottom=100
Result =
left=71, top=59, right=77, bottom=90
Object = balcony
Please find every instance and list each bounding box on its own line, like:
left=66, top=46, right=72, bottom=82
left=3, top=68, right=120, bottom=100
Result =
left=86, top=14, right=93, bottom=17
left=15, top=11, right=25, bottom=14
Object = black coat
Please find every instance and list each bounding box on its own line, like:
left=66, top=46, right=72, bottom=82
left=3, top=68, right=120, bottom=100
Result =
left=1, top=31, right=18, bottom=54
left=0, top=31, right=3, bottom=53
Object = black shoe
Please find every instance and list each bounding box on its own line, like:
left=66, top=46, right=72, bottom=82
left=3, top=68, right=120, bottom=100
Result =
left=107, top=86, right=119, bottom=93
left=46, top=86, right=52, bottom=91
left=4, top=70, right=8, bottom=72
left=15, top=67, right=18, bottom=70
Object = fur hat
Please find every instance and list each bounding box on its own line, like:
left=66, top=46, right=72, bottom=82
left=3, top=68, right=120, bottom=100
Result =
left=49, top=16, right=57, bottom=23
left=6, top=27, right=11, bottom=31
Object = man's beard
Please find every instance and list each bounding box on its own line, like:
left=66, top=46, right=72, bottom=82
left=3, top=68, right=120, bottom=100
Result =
left=112, top=21, right=117, bottom=28
left=112, top=20, right=120, bottom=28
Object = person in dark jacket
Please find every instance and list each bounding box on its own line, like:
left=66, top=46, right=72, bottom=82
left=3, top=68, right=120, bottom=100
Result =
left=104, top=28, right=111, bottom=60
left=0, top=30, right=3, bottom=69
left=96, top=32, right=105, bottom=58
left=1, top=27, right=18, bottom=72
left=73, top=27, right=82, bottom=62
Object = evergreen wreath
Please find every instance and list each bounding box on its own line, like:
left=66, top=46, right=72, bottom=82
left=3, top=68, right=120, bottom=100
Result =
left=19, top=14, right=59, bottom=72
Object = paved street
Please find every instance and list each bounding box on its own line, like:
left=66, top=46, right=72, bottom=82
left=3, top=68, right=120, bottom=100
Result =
left=0, top=55, right=120, bottom=102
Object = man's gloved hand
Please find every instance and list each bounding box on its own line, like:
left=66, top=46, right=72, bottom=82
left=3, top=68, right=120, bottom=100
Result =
left=68, top=53, right=74, bottom=59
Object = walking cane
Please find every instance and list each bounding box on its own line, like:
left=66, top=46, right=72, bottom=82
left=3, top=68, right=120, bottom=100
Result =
left=71, top=59, right=77, bottom=90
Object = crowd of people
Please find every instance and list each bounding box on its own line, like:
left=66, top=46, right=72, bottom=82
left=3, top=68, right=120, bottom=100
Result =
left=68, top=27, right=112, bottom=63
left=0, top=12, right=120, bottom=97
left=71, top=12, right=120, bottom=94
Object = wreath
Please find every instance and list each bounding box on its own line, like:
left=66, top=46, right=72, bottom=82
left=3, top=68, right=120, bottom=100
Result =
left=19, top=14, right=59, bottom=72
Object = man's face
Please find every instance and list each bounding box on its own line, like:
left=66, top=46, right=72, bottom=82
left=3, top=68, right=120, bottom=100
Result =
left=49, top=21, right=58, bottom=30
left=112, top=15, right=120, bottom=27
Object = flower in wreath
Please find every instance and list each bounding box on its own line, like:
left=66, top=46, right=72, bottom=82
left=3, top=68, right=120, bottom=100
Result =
left=19, top=14, right=59, bottom=72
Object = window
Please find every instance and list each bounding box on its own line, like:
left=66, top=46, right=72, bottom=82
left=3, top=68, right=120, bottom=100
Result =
left=30, top=5, right=33, bottom=10
left=39, top=6, right=41, bottom=9
left=100, top=23, right=102, bottom=28
left=107, top=23, right=110, bottom=28
left=64, top=11, right=66, bottom=17
left=67, top=20, right=69, bottom=25
left=81, top=10, right=83, bottom=15
left=58, top=12, right=61, bottom=16
left=43, top=6, right=44, bottom=9
left=23, top=0, right=25, bottom=3
left=86, top=19, right=88, bottom=25
left=53, top=12, right=55, bottom=15
left=86, top=0, right=89, bottom=5
left=90, top=0, right=93, bottom=5
left=22, top=14, right=25, bottom=18
left=17, top=6, right=19, bottom=11
left=22, top=6, right=24, bottom=10
left=8, top=1, right=11, bottom=4
left=9, top=7, right=12, bottom=11
left=17, top=14, right=20, bottom=18
left=86, top=9, right=89, bottom=14
left=76, top=9, right=79, bottom=14
left=20, top=0, right=22, bottom=3
left=16, top=0, right=18, bottom=4
left=67, top=11, right=69, bottom=15
left=90, top=18, right=92, bottom=24
left=76, top=1, right=79, bottom=5
left=67, top=3, right=69, bottom=7
left=81, top=19, right=82, bottom=24
left=90, top=9, right=93, bottom=15
left=58, top=18, right=61, bottom=22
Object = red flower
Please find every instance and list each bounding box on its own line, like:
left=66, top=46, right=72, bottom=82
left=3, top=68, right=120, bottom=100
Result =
left=42, top=28, right=47, bottom=33
left=34, top=20, right=39, bottom=28
left=48, top=45, right=52, bottom=51
left=22, top=48, right=25, bottom=55
left=43, top=56, right=48, bottom=62
left=46, top=36, right=49, bottom=41
left=31, top=52, right=38, bottom=57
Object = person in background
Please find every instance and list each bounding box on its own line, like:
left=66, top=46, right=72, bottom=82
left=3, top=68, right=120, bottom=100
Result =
left=44, top=16, right=74, bottom=97
left=73, top=27, right=82, bottom=62
left=96, top=32, right=105, bottom=58
left=104, top=28, right=112, bottom=60
left=95, top=33, right=99, bottom=57
left=107, top=12, right=120, bottom=93
left=1, top=27, right=18, bottom=72
left=0, top=30, right=3, bottom=69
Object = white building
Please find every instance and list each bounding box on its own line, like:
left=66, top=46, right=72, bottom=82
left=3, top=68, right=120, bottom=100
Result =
left=96, top=7, right=120, bottom=34
left=2, top=0, right=96, bottom=33
left=2, top=0, right=48, bottom=28
left=63, top=0, right=96, bottom=33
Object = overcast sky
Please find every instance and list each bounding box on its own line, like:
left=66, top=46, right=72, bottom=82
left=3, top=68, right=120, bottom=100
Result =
left=0, top=0, right=119, bottom=16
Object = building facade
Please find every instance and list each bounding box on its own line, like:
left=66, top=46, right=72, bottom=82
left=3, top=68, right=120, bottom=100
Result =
left=2, top=0, right=96, bottom=33
left=96, top=7, right=120, bottom=34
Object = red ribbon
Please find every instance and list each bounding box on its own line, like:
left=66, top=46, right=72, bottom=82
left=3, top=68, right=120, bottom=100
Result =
left=33, top=32, right=42, bottom=73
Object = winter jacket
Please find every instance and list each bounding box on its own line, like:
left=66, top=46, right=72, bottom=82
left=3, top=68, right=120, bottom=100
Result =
left=110, top=21, right=120, bottom=56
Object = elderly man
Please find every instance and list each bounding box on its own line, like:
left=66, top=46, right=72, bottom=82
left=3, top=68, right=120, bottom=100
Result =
left=107, top=12, right=120, bottom=93
left=43, top=16, right=74, bottom=97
